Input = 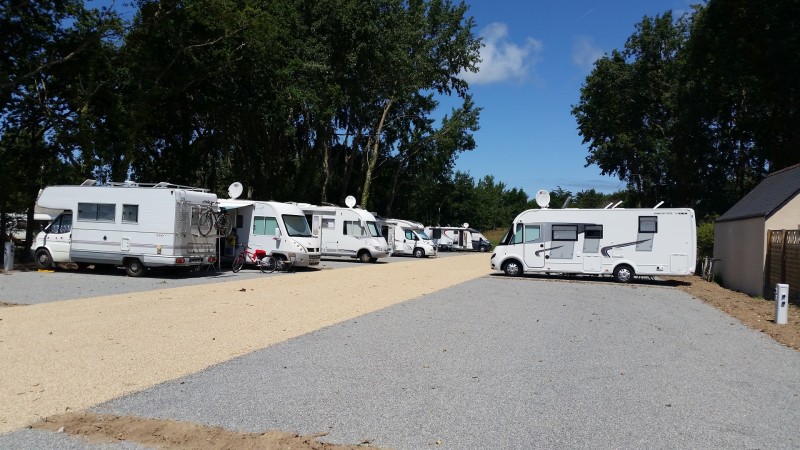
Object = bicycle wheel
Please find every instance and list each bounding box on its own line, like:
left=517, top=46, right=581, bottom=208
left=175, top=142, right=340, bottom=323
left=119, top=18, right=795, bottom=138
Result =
left=197, top=209, right=215, bottom=236
left=217, top=212, right=233, bottom=236
left=261, top=256, right=277, bottom=273
left=232, top=254, right=245, bottom=273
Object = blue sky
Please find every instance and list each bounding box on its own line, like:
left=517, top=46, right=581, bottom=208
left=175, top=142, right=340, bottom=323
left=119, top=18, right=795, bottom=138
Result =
left=450, top=0, right=696, bottom=195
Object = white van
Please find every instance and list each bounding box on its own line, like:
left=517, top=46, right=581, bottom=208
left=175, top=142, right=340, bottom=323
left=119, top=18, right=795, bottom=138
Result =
left=490, top=203, right=696, bottom=283
left=218, top=199, right=321, bottom=268
left=378, top=218, right=437, bottom=258
left=425, top=225, right=493, bottom=252
left=299, top=201, right=390, bottom=263
left=33, top=180, right=219, bottom=276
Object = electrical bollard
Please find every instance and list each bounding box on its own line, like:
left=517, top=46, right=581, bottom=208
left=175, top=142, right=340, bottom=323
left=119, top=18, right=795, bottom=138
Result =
left=775, top=283, right=789, bottom=325
left=3, top=242, right=14, bottom=272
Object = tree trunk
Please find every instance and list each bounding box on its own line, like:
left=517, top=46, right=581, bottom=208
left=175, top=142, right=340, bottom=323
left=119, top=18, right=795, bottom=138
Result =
left=361, top=99, right=393, bottom=208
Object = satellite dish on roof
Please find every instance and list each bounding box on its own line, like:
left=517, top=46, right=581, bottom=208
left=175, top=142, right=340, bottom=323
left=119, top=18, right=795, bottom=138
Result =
left=345, top=195, right=357, bottom=208
left=535, top=190, right=551, bottom=208
left=462, top=222, right=469, bottom=228
left=228, top=182, right=243, bottom=200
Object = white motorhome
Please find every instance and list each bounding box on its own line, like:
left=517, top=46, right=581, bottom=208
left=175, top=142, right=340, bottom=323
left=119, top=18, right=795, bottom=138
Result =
left=490, top=198, right=696, bottom=282
left=425, top=225, right=493, bottom=252
left=299, top=198, right=390, bottom=263
left=218, top=199, right=321, bottom=268
left=378, top=218, right=437, bottom=258
left=33, top=180, right=219, bottom=276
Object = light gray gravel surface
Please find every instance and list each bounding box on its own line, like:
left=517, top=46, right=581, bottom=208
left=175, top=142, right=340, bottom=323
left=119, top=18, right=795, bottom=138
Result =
left=3, top=275, right=798, bottom=449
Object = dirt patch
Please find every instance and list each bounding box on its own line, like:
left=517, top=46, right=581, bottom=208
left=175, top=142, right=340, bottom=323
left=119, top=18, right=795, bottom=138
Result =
left=669, top=276, right=800, bottom=351
left=31, top=411, right=374, bottom=449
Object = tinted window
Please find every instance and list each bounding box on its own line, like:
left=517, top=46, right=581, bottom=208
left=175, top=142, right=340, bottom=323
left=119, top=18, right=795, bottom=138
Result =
left=639, top=216, right=658, bottom=233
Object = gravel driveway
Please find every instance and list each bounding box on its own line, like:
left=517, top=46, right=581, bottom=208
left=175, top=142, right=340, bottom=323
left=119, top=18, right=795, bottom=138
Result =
left=1, top=254, right=799, bottom=449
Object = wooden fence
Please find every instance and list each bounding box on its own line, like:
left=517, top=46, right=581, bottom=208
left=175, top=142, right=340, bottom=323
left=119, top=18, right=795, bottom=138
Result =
left=765, top=229, right=800, bottom=301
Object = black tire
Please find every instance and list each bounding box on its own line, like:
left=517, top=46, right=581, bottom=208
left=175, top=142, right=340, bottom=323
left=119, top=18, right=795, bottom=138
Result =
left=197, top=210, right=214, bottom=236
left=232, top=254, right=245, bottom=273
left=503, top=259, right=522, bottom=276
left=479, top=245, right=488, bottom=252
left=358, top=251, right=372, bottom=263
left=413, top=247, right=425, bottom=258
left=369, top=257, right=378, bottom=263
left=613, top=264, right=634, bottom=283
left=125, top=258, right=146, bottom=277
left=217, top=212, right=233, bottom=236
left=261, top=256, right=277, bottom=273
left=35, top=248, right=53, bottom=269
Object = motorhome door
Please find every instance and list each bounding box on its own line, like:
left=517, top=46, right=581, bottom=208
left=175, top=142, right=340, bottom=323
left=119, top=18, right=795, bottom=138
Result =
left=42, top=212, right=72, bottom=262
left=319, top=216, right=337, bottom=252
left=522, top=223, right=545, bottom=268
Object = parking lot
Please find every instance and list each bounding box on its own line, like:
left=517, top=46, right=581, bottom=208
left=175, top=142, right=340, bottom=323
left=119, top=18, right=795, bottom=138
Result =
left=1, top=252, right=800, bottom=449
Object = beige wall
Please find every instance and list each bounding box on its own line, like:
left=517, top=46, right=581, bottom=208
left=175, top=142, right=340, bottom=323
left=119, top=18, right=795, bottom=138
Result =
left=766, top=194, right=800, bottom=231
left=714, top=217, right=766, bottom=297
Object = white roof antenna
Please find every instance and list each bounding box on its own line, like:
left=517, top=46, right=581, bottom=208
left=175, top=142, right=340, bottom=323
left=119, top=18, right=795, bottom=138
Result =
left=653, top=201, right=664, bottom=209
left=611, top=201, right=623, bottom=209
left=604, top=202, right=614, bottom=209
left=561, top=196, right=572, bottom=209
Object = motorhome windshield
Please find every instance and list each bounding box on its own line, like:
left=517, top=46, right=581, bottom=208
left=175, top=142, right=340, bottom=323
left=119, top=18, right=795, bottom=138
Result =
left=417, top=230, right=431, bottom=240
left=283, top=215, right=313, bottom=237
left=366, top=221, right=381, bottom=237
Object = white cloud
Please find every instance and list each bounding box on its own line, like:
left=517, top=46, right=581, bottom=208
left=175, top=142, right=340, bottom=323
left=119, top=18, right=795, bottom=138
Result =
left=572, top=35, right=605, bottom=72
left=460, top=22, right=543, bottom=85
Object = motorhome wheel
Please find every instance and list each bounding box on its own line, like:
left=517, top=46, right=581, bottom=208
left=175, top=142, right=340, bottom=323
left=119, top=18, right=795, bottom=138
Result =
left=503, top=259, right=522, bottom=276
left=358, top=251, right=372, bottom=263
left=34, top=248, right=53, bottom=269
left=479, top=245, right=488, bottom=252
left=414, top=247, right=425, bottom=258
left=125, top=258, right=146, bottom=277
left=613, top=264, right=634, bottom=283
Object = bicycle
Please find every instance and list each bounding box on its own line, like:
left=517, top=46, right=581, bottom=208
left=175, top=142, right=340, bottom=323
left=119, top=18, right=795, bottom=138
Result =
left=261, top=253, right=295, bottom=274
left=232, top=245, right=270, bottom=273
left=197, top=202, right=233, bottom=237
left=702, top=257, right=721, bottom=282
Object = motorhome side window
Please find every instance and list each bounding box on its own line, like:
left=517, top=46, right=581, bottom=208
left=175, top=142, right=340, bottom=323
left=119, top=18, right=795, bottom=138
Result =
left=253, top=216, right=279, bottom=236
left=343, top=220, right=365, bottom=237
left=512, top=223, right=523, bottom=244
left=48, top=213, right=72, bottom=233
left=122, top=205, right=139, bottom=223
left=639, top=216, right=658, bottom=233
left=431, top=228, right=441, bottom=239
left=404, top=229, right=416, bottom=240
left=78, top=203, right=115, bottom=222
left=552, top=224, right=578, bottom=241
left=585, top=225, right=603, bottom=239
left=524, top=224, right=541, bottom=243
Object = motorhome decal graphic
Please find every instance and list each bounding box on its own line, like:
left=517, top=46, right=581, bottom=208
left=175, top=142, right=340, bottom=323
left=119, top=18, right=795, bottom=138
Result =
left=600, top=239, right=651, bottom=257
left=535, top=245, right=563, bottom=256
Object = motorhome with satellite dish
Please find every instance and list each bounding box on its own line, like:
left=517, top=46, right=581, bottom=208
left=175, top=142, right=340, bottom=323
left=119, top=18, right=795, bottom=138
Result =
left=217, top=182, right=321, bottom=269
left=377, top=218, right=437, bottom=258
left=424, top=223, right=493, bottom=252
left=299, top=196, right=390, bottom=263
left=33, top=180, right=220, bottom=276
left=490, top=190, right=696, bottom=283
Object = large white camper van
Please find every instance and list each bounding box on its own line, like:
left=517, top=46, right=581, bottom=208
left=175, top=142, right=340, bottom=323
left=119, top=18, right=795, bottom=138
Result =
left=378, top=218, right=437, bottom=258
left=299, top=197, right=390, bottom=263
left=490, top=194, right=696, bottom=282
left=33, top=181, right=220, bottom=276
left=218, top=199, right=321, bottom=268
left=425, top=225, right=492, bottom=252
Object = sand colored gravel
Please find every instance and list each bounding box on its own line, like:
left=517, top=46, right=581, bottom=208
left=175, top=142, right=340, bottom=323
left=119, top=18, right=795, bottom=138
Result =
left=0, top=254, right=491, bottom=434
